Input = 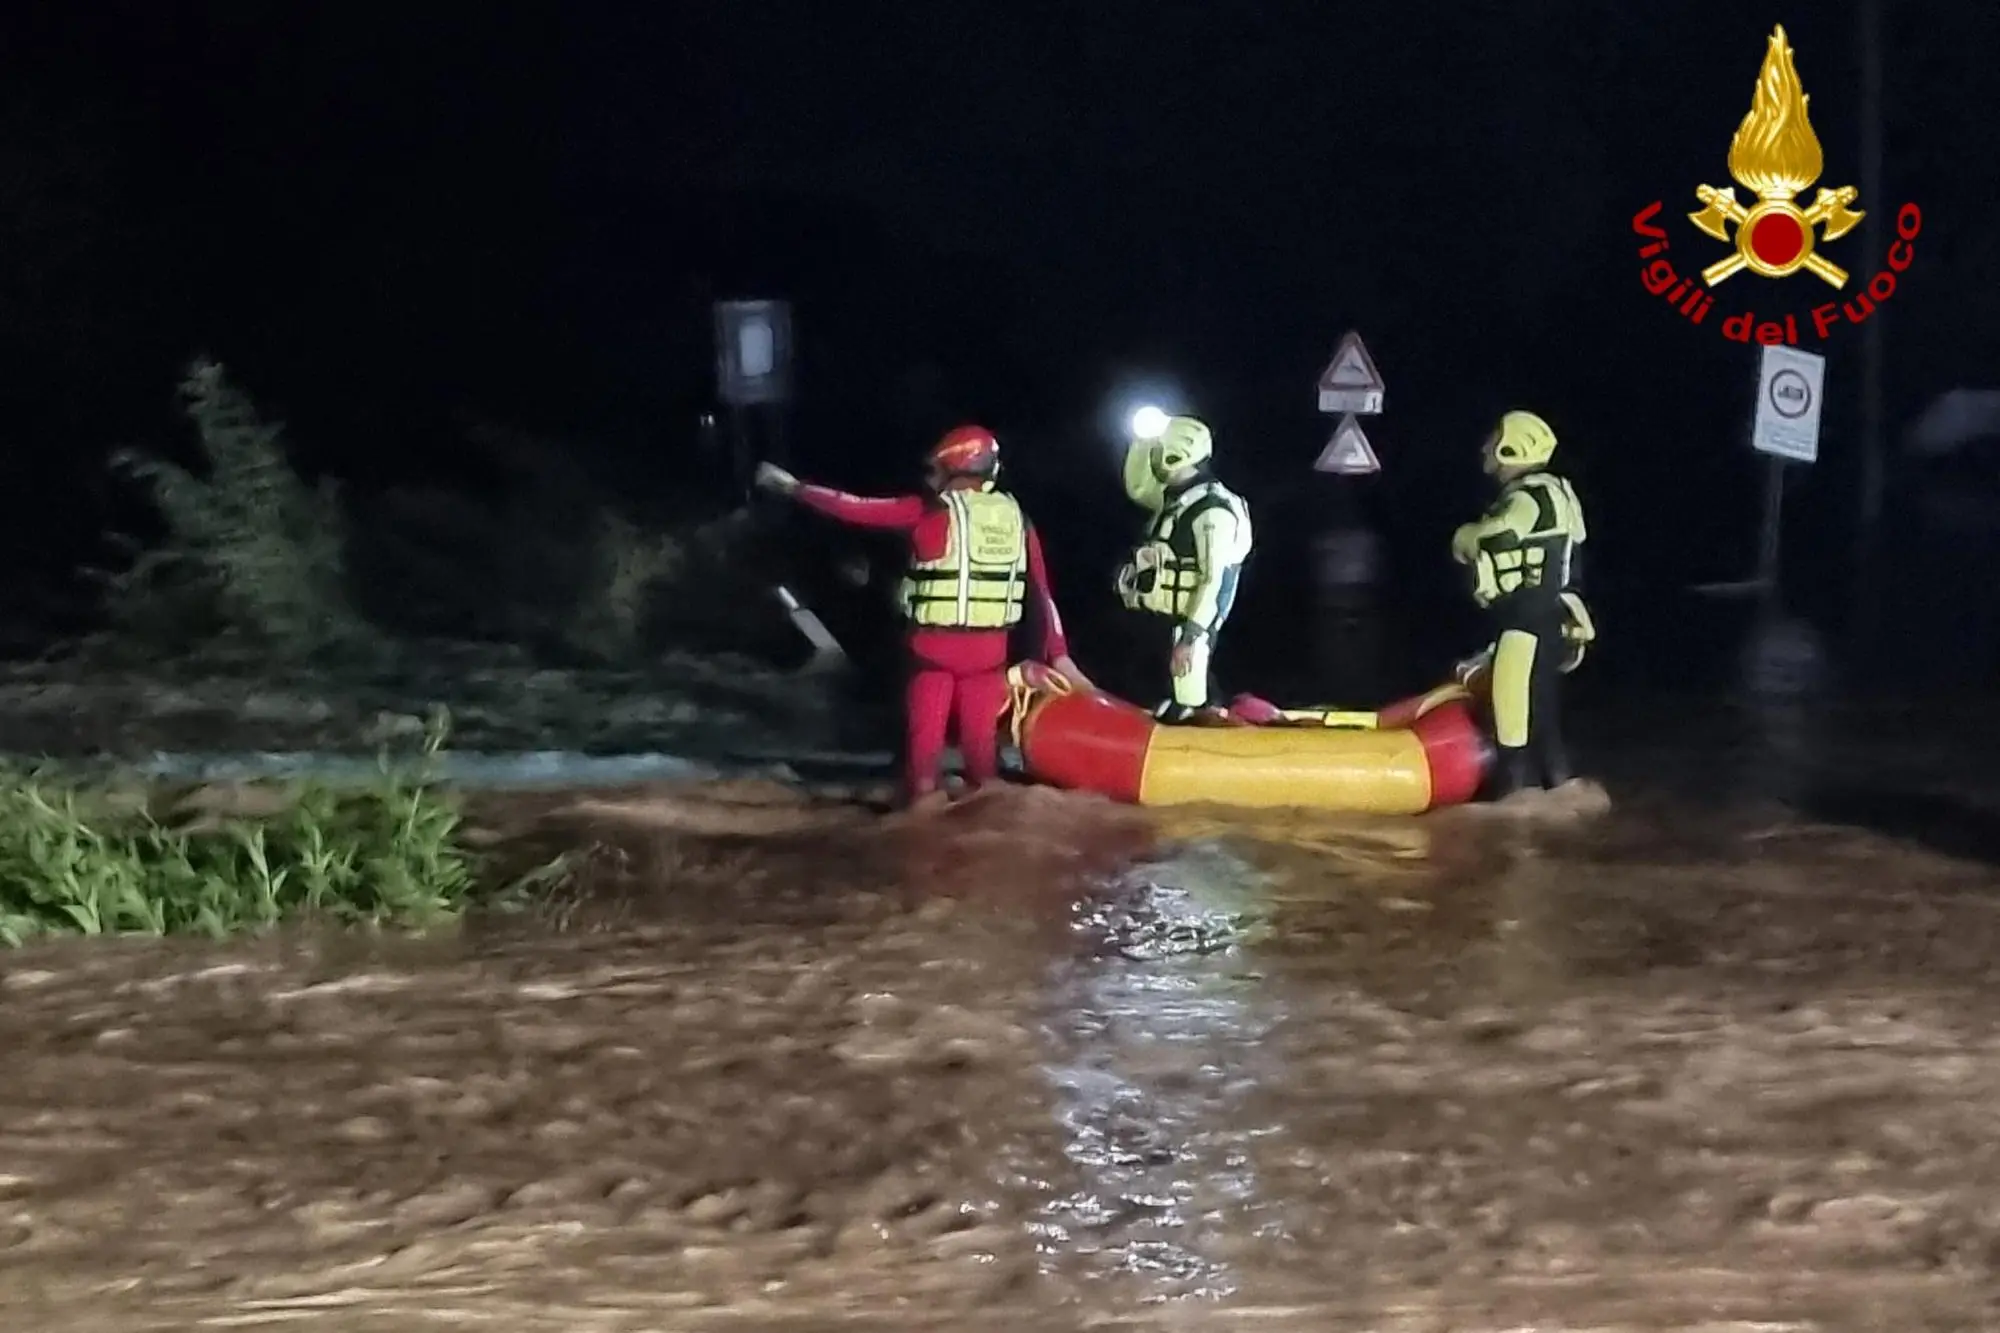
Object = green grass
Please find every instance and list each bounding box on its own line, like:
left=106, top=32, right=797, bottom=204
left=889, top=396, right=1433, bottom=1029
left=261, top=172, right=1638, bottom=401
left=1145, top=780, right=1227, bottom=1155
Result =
left=0, top=716, right=547, bottom=946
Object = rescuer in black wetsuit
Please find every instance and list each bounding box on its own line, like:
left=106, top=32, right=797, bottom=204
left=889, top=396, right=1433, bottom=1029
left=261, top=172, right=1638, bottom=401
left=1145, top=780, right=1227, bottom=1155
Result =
left=1450, top=410, right=1595, bottom=796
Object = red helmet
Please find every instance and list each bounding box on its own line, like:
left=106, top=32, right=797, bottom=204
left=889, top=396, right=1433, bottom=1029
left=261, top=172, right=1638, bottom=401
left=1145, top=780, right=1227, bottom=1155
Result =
left=925, top=424, right=1000, bottom=483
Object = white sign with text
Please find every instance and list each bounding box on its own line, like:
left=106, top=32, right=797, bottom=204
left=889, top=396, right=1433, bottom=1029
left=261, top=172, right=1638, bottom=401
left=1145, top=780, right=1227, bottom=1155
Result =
left=1752, top=343, right=1825, bottom=464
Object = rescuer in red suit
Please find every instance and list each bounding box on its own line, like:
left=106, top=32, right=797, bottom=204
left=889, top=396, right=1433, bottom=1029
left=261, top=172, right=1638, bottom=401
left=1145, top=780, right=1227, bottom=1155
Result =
left=756, top=426, right=1093, bottom=805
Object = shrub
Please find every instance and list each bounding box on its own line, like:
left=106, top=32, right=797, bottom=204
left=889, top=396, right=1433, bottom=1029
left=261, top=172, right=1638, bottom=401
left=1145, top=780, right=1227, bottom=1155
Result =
left=0, top=715, right=532, bottom=945
left=96, top=357, right=372, bottom=658
left=563, top=511, right=689, bottom=664
left=354, top=460, right=793, bottom=665
left=91, top=364, right=792, bottom=667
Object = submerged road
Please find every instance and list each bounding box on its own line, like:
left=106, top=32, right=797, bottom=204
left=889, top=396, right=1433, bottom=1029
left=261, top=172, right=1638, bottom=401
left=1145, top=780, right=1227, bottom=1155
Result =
left=2, top=762, right=2000, bottom=1330
left=4, top=603, right=2000, bottom=1328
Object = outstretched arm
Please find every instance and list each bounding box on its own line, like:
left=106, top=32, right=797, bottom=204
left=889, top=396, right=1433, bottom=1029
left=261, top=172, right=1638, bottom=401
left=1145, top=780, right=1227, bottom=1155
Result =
left=793, top=484, right=929, bottom=531
left=758, top=463, right=929, bottom=532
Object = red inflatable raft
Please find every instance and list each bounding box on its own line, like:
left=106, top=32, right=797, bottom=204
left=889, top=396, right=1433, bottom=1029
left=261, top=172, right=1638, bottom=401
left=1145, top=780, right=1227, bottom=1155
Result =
left=1004, top=667, right=1491, bottom=815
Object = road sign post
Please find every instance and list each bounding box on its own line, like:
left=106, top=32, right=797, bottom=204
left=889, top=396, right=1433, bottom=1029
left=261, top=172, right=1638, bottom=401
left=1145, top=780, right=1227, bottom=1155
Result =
left=711, top=298, right=843, bottom=669
left=714, top=298, right=794, bottom=493
left=1314, top=331, right=1386, bottom=474
left=1698, top=345, right=1827, bottom=599
left=1750, top=344, right=1825, bottom=601
left=1311, top=332, right=1387, bottom=616
left=1754, top=453, right=1787, bottom=597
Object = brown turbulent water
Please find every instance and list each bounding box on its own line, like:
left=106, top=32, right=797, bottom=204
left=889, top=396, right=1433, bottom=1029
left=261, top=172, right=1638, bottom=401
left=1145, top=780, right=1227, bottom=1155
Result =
left=5, top=777, right=2000, bottom=1331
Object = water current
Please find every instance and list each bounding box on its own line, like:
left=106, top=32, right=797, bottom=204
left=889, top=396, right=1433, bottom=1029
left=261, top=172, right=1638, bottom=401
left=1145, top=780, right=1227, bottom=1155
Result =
left=4, top=609, right=2000, bottom=1330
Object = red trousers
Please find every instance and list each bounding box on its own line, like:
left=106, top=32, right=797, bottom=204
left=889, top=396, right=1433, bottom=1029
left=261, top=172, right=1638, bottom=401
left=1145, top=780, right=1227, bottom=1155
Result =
left=903, top=628, right=1011, bottom=802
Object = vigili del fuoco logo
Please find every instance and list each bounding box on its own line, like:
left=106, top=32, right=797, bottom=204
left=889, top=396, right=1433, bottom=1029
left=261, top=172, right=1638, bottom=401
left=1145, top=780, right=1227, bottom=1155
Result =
left=1632, top=24, right=1920, bottom=345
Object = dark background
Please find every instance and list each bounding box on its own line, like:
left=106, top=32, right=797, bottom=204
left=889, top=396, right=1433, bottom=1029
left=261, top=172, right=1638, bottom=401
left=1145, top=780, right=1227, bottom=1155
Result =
left=3, top=2, right=1996, bottom=694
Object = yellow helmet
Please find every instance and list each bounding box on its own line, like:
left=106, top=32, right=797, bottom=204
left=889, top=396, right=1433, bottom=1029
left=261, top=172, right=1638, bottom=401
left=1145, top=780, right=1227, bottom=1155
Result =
left=1491, top=410, right=1556, bottom=468
left=1151, top=415, right=1214, bottom=477
left=1122, top=436, right=1166, bottom=511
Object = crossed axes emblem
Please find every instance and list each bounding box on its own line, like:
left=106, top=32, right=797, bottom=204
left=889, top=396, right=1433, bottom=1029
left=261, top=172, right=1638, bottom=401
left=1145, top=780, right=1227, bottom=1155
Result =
left=1688, top=184, right=1866, bottom=288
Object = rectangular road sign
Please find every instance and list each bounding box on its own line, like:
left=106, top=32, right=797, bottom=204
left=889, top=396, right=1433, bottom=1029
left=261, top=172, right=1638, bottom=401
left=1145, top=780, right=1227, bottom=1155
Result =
left=1751, top=343, right=1825, bottom=464
left=715, top=299, right=793, bottom=406
left=1317, top=331, right=1385, bottom=415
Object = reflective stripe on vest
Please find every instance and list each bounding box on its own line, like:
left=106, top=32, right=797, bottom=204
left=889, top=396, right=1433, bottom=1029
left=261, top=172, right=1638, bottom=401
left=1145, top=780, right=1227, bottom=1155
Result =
left=899, top=490, right=1028, bottom=629
left=1131, top=481, right=1247, bottom=618
left=1472, top=472, right=1585, bottom=609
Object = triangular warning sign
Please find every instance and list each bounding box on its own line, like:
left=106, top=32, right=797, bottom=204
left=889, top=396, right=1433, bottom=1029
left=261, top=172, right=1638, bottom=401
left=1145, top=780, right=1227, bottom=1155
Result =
left=1316, top=331, right=1385, bottom=414
left=1315, top=415, right=1380, bottom=475
left=1319, top=332, right=1384, bottom=390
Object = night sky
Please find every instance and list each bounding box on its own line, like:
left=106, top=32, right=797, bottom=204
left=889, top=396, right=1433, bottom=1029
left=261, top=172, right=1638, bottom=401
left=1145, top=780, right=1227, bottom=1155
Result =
left=4, top=3, right=1996, bottom=676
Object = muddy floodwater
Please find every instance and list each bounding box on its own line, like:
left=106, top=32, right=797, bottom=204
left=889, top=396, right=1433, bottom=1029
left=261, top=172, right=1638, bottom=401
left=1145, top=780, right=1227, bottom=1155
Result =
left=8, top=725, right=2000, bottom=1330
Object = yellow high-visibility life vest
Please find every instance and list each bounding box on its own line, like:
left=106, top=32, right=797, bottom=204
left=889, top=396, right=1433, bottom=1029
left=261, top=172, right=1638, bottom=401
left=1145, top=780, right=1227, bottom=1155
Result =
left=899, top=489, right=1028, bottom=629
left=1124, top=480, right=1251, bottom=619
left=1463, top=471, right=1586, bottom=611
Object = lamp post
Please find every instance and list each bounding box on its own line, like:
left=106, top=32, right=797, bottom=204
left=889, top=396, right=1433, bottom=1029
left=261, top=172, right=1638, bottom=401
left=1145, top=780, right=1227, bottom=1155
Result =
left=1854, top=0, right=1885, bottom=634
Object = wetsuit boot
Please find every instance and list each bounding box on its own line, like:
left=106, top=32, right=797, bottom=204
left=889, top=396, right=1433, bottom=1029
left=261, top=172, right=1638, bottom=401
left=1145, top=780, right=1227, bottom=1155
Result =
left=1491, top=747, right=1541, bottom=798
left=1537, top=735, right=1574, bottom=788
left=1533, top=663, right=1573, bottom=787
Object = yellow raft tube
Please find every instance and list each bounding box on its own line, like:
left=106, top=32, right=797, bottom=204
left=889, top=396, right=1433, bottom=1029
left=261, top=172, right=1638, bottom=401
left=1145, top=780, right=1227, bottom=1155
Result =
left=1004, top=668, right=1492, bottom=814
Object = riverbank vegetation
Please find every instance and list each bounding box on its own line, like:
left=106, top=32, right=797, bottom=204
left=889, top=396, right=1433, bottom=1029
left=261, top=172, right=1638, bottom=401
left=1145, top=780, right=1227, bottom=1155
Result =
left=0, top=715, right=557, bottom=946
left=88, top=358, right=793, bottom=669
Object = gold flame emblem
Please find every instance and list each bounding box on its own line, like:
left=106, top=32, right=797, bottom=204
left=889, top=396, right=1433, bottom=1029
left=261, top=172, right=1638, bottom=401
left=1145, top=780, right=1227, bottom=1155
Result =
left=1688, top=25, right=1864, bottom=288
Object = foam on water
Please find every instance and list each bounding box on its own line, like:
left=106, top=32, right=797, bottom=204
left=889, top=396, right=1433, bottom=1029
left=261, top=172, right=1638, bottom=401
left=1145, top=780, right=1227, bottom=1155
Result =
left=120, top=749, right=851, bottom=788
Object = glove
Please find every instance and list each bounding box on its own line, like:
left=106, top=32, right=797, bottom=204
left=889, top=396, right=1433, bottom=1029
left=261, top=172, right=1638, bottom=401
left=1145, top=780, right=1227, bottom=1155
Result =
left=1049, top=654, right=1096, bottom=693
left=1453, top=648, right=1493, bottom=685
left=754, top=462, right=799, bottom=495
left=1114, top=561, right=1140, bottom=610
left=1558, top=591, right=1597, bottom=644
left=1558, top=591, right=1596, bottom=674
